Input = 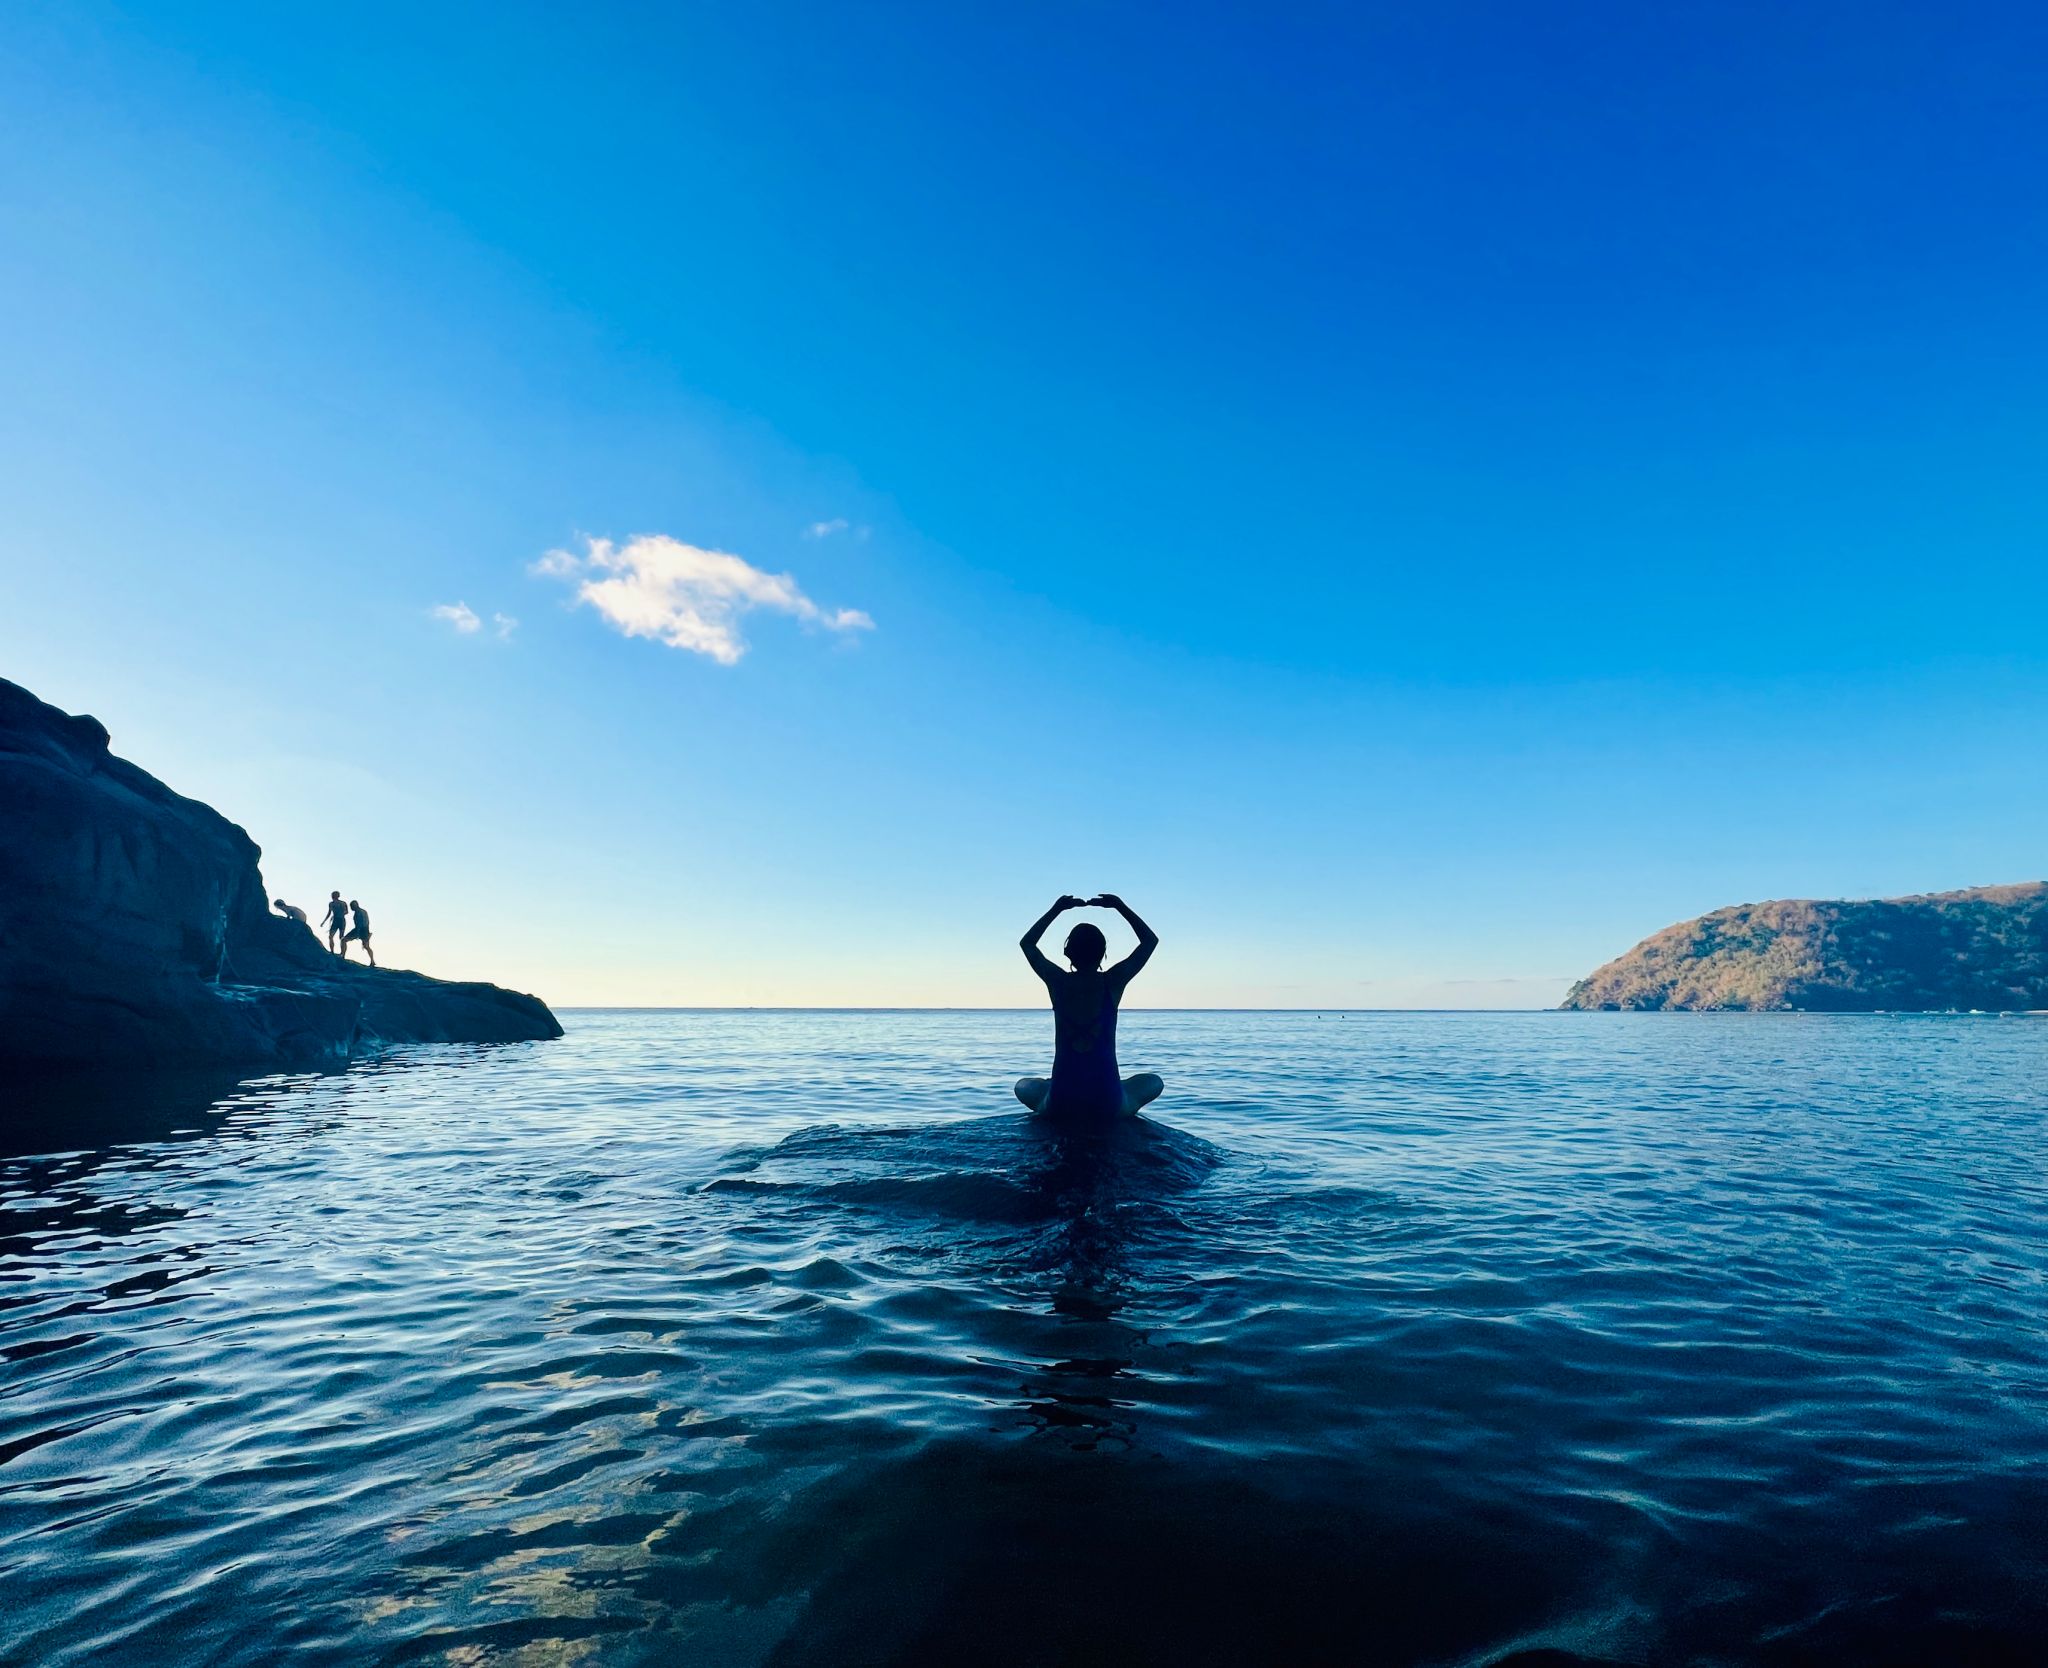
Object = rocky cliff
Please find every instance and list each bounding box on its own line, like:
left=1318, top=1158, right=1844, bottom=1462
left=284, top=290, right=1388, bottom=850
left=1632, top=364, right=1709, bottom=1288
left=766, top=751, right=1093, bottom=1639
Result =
left=0, top=676, right=562, bottom=1067
left=1561, top=883, right=2048, bottom=1012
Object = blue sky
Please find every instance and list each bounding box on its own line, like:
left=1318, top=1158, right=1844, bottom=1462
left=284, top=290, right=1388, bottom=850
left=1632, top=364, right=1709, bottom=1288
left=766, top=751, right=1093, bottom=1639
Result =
left=4, top=2, right=2045, bottom=1006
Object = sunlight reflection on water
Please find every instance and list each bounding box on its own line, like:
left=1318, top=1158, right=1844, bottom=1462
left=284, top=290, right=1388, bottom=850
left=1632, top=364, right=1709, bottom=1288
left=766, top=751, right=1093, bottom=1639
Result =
left=4, top=1011, right=2047, bottom=1665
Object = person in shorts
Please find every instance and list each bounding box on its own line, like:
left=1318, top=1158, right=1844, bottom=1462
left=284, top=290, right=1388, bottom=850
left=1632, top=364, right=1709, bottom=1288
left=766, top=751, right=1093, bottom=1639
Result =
left=323, top=891, right=350, bottom=953
left=342, top=899, right=375, bottom=967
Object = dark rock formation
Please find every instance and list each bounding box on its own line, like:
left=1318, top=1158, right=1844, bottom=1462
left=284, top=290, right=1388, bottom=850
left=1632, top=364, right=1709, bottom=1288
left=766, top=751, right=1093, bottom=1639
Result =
left=0, top=676, right=562, bottom=1067
left=1562, top=883, right=2048, bottom=1012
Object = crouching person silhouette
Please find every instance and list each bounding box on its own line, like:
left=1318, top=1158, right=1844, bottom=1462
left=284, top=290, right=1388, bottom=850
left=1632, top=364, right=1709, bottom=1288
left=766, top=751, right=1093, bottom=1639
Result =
left=1015, top=893, right=1164, bottom=1124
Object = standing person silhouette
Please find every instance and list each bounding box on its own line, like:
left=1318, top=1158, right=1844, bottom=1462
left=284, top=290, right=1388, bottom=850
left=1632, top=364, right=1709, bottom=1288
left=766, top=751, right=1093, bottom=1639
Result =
left=1015, top=893, right=1163, bottom=1123
left=341, top=899, right=375, bottom=966
left=323, top=891, right=350, bottom=954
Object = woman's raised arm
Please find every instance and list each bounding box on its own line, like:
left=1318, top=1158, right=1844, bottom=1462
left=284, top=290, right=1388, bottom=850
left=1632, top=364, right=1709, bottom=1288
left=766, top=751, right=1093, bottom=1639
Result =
left=1092, top=893, right=1159, bottom=980
left=1020, top=895, right=1084, bottom=979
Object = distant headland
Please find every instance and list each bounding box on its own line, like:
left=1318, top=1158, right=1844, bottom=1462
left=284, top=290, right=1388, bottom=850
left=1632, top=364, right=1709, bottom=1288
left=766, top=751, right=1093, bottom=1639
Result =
left=1563, top=883, right=2048, bottom=1012
left=0, top=676, right=561, bottom=1068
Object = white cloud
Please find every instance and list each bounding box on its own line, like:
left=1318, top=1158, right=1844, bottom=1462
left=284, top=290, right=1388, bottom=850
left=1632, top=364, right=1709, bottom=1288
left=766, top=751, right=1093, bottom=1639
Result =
left=531, top=534, right=873, bottom=665
left=431, top=601, right=482, bottom=634
left=492, top=612, right=518, bottom=640
left=804, top=518, right=871, bottom=542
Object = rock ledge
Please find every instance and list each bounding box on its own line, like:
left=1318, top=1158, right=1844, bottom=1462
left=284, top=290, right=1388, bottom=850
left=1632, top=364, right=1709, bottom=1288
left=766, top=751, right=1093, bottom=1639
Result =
left=1, top=677, right=563, bottom=1067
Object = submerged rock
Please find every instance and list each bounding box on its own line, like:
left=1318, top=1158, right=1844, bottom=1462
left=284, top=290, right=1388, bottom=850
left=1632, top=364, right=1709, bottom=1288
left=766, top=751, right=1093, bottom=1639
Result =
left=1562, top=883, right=2048, bottom=1012
left=0, top=676, right=562, bottom=1067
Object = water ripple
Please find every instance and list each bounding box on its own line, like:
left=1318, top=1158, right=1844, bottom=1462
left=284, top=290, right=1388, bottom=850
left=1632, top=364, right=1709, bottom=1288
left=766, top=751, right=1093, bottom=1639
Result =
left=3, top=1012, right=2046, bottom=1664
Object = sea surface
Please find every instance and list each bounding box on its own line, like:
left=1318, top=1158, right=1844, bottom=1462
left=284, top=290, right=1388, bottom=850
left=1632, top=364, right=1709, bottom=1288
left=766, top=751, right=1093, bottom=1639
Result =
left=3, top=1010, right=2046, bottom=1666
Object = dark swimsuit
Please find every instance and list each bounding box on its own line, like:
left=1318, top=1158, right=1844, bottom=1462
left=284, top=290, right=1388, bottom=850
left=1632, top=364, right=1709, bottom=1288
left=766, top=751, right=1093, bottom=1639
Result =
left=1039, top=966, right=1134, bottom=1122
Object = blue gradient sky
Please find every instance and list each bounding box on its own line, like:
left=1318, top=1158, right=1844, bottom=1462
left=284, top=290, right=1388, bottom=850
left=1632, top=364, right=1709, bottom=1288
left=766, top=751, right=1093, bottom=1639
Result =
left=4, top=3, right=2045, bottom=1006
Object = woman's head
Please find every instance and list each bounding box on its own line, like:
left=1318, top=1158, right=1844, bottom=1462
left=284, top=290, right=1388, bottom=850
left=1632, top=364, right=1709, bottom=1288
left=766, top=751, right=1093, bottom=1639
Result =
left=1064, top=921, right=1107, bottom=971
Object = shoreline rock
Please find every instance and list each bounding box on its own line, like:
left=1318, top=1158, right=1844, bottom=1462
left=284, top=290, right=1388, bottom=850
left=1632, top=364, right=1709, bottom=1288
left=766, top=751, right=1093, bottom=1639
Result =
left=0, top=677, right=562, bottom=1068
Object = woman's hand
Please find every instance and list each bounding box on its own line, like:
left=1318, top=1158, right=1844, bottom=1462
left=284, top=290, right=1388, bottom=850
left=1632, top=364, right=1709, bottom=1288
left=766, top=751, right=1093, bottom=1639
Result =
left=1087, top=892, right=1124, bottom=910
left=1055, top=894, right=1087, bottom=911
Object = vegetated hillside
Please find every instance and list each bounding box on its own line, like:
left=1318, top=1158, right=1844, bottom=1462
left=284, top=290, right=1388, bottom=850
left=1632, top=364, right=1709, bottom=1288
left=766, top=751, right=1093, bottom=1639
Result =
left=1561, top=884, right=2048, bottom=1012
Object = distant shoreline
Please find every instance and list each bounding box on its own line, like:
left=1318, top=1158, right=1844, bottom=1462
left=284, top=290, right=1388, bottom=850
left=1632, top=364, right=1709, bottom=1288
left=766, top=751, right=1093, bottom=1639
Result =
left=544, top=1005, right=2047, bottom=1015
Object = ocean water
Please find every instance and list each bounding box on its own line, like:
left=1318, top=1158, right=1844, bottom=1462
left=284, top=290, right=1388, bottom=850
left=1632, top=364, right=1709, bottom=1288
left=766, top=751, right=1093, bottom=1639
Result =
left=3, top=1010, right=2046, bottom=1666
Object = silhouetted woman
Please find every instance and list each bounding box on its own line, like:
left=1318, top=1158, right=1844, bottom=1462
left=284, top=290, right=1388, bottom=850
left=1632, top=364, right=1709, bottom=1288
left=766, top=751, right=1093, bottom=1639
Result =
left=1015, top=893, right=1163, bottom=1123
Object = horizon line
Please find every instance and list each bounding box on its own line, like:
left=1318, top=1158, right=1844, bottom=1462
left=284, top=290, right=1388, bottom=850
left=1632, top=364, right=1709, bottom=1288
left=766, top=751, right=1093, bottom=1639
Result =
left=537, top=1006, right=2025, bottom=1016
left=549, top=1004, right=1563, bottom=1014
